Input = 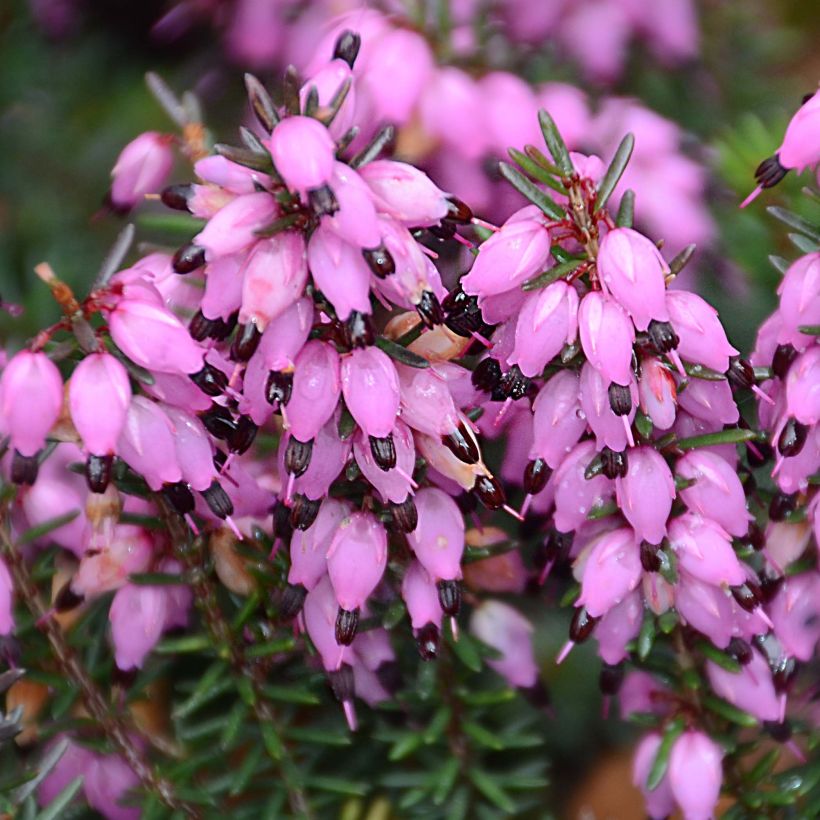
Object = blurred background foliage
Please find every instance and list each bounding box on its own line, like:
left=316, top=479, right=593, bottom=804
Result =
left=1, top=1, right=819, bottom=815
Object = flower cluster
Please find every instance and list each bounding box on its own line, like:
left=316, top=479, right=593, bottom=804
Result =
left=2, top=25, right=819, bottom=820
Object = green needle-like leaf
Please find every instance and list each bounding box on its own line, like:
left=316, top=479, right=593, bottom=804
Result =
left=538, top=109, right=574, bottom=177
left=595, top=133, right=634, bottom=212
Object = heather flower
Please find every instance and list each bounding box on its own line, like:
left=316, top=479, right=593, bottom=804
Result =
left=286, top=340, right=341, bottom=445
left=288, top=499, right=348, bottom=594
left=668, top=513, right=746, bottom=587
left=706, top=650, right=782, bottom=722
left=632, top=733, right=676, bottom=820
left=269, top=116, right=336, bottom=196
left=117, top=397, right=182, bottom=491
left=578, top=362, right=637, bottom=452
left=668, top=731, right=723, bottom=820
left=324, top=161, right=382, bottom=249
left=776, top=253, right=820, bottom=350
left=768, top=573, right=820, bottom=660
left=402, top=561, right=444, bottom=659
left=352, top=420, right=415, bottom=506
left=470, top=600, right=538, bottom=689
left=530, top=370, right=587, bottom=469
left=0, top=350, right=63, bottom=457
left=0, top=556, right=13, bottom=635
left=109, top=131, right=173, bottom=212
left=675, top=572, right=734, bottom=648
left=594, top=590, right=643, bottom=665
left=406, top=487, right=465, bottom=586
left=340, top=346, right=400, bottom=440
left=109, top=582, right=169, bottom=670
left=665, top=291, right=738, bottom=373
left=576, top=527, right=641, bottom=618
left=552, top=440, right=615, bottom=533
left=192, top=192, right=278, bottom=259
left=638, top=357, right=677, bottom=430
left=615, top=446, right=675, bottom=544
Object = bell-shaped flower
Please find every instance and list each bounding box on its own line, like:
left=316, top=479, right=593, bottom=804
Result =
left=109, top=583, right=168, bottom=670
left=326, top=512, right=387, bottom=612
left=595, top=590, right=643, bottom=665
left=461, top=216, right=551, bottom=299
left=359, top=160, right=450, bottom=227
left=579, top=362, right=637, bottom=452
left=407, top=487, right=464, bottom=582
left=292, top=417, right=351, bottom=501
left=0, top=557, right=13, bottom=635
left=768, top=573, right=820, bottom=661
left=706, top=650, right=781, bottom=722
left=300, top=59, right=356, bottom=139
left=597, top=227, right=670, bottom=331
left=110, top=131, right=173, bottom=211
left=576, top=527, right=641, bottom=618
left=776, top=252, right=820, bottom=350
left=509, top=281, right=579, bottom=378
left=677, top=450, right=751, bottom=536
left=666, top=290, right=738, bottom=372
left=303, top=575, right=354, bottom=671
left=632, top=733, right=676, bottom=820
left=353, top=420, right=415, bottom=504
left=254, top=297, right=313, bottom=373
left=239, top=231, right=308, bottom=330
left=397, top=362, right=460, bottom=437
left=194, top=154, right=270, bottom=194
left=117, top=397, right=182, bottom=490
left=772, top=90, right=820, bottom=173
left=69, top=353, right=131, bottom=457
left=307, top=224, right=371, bottom=320
left=109, top=298, right=204, bottom=375
left=579, top=291, right=635, bottom=386
left=341, top=346, right=400, bottom=439
left=785, top=345, right=820, bottom=425
left=675, top=572, right=734, bottom=647
left=553, top=440, right=616, bottom=533
left=616, top=446, right=675, bottom=544
left=668, top=731, right=723, bottom=820
left=268, top=115, right=336, bottom=194
left=193, top=191, right=278, bottom=259
left=163, top=406, right=215, bottom=492
left=377, top=216, right=441, bottom=308
left=324, top=161, right=381, bottom=249
left=287, top=341, right=341, bottom=443
left=638, top=357, right=677, bottom=430
left=84, top=751, right=141, bottom=820
left=530, top=370, right=587, bottom=468
left=289, top=498, right=349, bottom=592
left=200, top=254, right=244, bottom=321
left=470, top=600, right=538, bottom=689
left=0, top=350, right=63, bottom=456
left=676, top=377, right=739, bottom=425
left=402, top=561, right=444, bottom=632
left=669, top=513, right=746, bottom=587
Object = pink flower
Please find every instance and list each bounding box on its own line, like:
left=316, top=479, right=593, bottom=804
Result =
left=303, top=575, right=354, bottom=671
left=352, top=420, right=415, bottom=504
left=768, top=573, right=820, bottom=661
left=163, top=406, right=216, bottom=492
left=638, top=357, right=677, bottom=430
left=287, top=341, right=341, bottom=444
left=530, top=370, right=587, bottom=469
left=0, top=350, right=63, bottom=456
left=407, top=487, right=465, bottom=582
left=69, top=353, right=131, bottom=457
left=269, top=116, right=336, bottom=194
left=616, top=446, right=675, bottom=544
left=598, top=227, right=669, bottom=331
left=668, top=731, right=723, bottom=820
left=289, top=499, right=349, bottom=592
left=510, top=281, right=579, bottom=378
left=341, top=346, right=400, bottom=440
left=594, top=590, right=643, bottom=665
left=633, top=733, right=676, bottom=820
left=402, top=561, right=443, bottom=633
left=239, top=231, right=309, bottom=330
left=676, top=377, right=739, bottom=425
left=300, top=59, right=356, bottom=139
left=675, top=572, right=734, bottom=647
left=777, top=253, right=820, bottom=351
left=326, top=511, right=387, bottom=612
left=109, top=583, right=168, bottom=670
left=665, top=291, right=738, bottom=373
left=576, top=527, right=641, bottom=618
left=706, top=650, right=782, bottom=722
left=552, top=440, right=615, bottom=533
left=397, top=363, right=460, bottom=437
left=194, top=155, right=270, bottom=194
left=786, top=346, right=820, bottom=425
left=84, top=751, right=141, bottom=820
left=578, top=291, right=635, bottom=385
left=777, top=89, right=820, bottom=171
left=193, top=191, right=278, bottom=258
left=676, top=450, right=751, bottom=536
left=461, top=215, right=551, bottom=299
left=579, top=362, right=637, bottom=452
left=324, top=161, right=381, bottom=249
left=307, top=224, right=372, bottom=320
left=110, top=132, right=173, bottom=211
left=470, top=600, right=538, bottom=689
left=668, top=513, right=745, bottom=587
left=291, top=417, right=351, bottom=502
left=0, top=556, right=13, bottom=635
left=359, top=160, right=450, bottom=227
left=117, top=397, right=182, bottom=490
left=108, top=298, right=204, bottom=375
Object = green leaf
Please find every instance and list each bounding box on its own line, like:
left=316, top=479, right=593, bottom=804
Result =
left=18, top=511, right=79, bottom=544
left=286, top=726, right=352, bottom=746
left=638, top=614, right=656, bottom=661
left=702, top=695, right=759, bottom=727
left=432, top=758, right=461, bottom=806
left=682, top=361, right=727, bottom=381
left=798, top=324, right=820, bottom=336
left=695, top=640, right=741, bottom=673
left=261, top=720, right=284, bottom=760
left=675, top=428, right=759, bottom=450
left=389, top=732, right=424, bottom=761
left=219, top=701, right=247, bottom=750
left=129, top=571, right=185, bottom=586
left=136, top=212, right=202, bottom=236
left=586, top=499, right=618, bottom=520
left=634, top=410, right=653, bottom=440
left=155, top=634, right=212, bottom=654
left=173, top=662, right=231, bottom=719
left=788, top=232, right=819, bottom=254
left=245, top=636, right=296, bottom=658
left=522, top=258, right=584, bottom=291
left=375, top=336, right=429, bottom=368
left=507, top=148, right=567, bottom=194
left=423, top=705, right=452, bottom=744
left=498, top=162, right=564, bottom=220
left=261, top=684, right=321, bottom=705
left=469, top=768, right=516, bottom=813
left=463, top=721, right=505, bottom=750
left=595, top=133, right=634, bottom=212
left=538, top=109, right=574, bottom=177
left=305, top=776, right=368, bottom=797
left=616, top=190, right=635, bottom=227
left=769, top=255, right=790, bottom=275
left=254, top=212, right=305, bottom=238
left=766, top=206, right=820, bottom=243
left=451, top=631, right=482, bottom=672
left=34, top=777, right=83, bottom=820
left=229, top=744, right=263, bottom=797
left=350, top=125, right=395, bottom=169
left=668, top=244, right=697, bottom=278
left=646, top=718, right=685, bottom=791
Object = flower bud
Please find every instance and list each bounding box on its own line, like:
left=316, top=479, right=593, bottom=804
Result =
left=341, top=346, right=400, bottom=440
left=706, top=650, right=781, bottom=722
left=359, top=160, right=450, bottom=228
left=597, top=227, right=669, bottom=331
left=669, top=513, right=746, bottom=587
left=269, top=116, right=336, bottom=194
left=287, top=341, right=341, bottom=444
left=576, top=527, right=641, bottom=618
left=110, top=131, right=173, bottom=211
left=666, top=290, right=738, bottom=372
left=193, top=191, right=278, bottom=259
left=638, top=357, right=677, bottom=430
left=530, top=370, right=587, bottom=469
left=326, top=512, right=387, bottom=612
left=117, top=397, right=182, bottom=490
left=0, top=350, right=63, bottom=457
